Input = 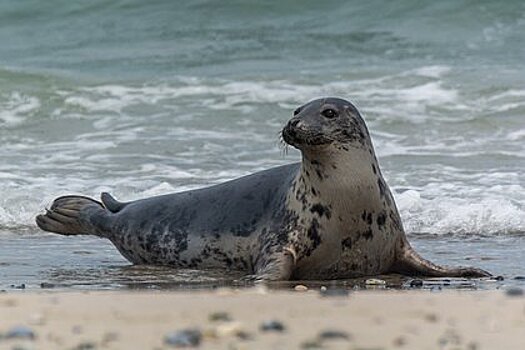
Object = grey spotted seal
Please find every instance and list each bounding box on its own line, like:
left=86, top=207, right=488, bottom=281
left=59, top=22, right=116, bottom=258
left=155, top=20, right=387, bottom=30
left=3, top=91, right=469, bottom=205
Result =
left=36, top=97, right=490, bottom=281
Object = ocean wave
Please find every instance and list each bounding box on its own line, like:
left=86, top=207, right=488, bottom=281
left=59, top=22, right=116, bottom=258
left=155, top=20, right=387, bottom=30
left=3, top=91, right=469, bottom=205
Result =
left=396, top=190, right=525, bottom=236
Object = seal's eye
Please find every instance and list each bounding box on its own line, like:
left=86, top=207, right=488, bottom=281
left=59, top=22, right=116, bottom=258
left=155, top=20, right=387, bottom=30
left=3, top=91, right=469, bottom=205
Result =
left=293, top=108, right=301, bottom=116
left=321, top=108, right=337, bottom=119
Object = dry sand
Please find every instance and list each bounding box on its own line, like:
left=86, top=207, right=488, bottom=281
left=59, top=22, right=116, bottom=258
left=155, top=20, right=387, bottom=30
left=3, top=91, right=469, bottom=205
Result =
left=1, top=288, right=525, bottom=350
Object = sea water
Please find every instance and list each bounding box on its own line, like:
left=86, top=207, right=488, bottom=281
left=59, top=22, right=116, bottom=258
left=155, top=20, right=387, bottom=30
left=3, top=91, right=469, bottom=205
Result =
left=0, top=1, right=524, bottom=290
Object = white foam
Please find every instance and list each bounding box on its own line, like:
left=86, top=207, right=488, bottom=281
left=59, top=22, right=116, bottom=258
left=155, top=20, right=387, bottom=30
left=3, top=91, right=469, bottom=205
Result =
left=0, top=92, right=40, bottom=126
left=1, top=65, right=523, bottom=238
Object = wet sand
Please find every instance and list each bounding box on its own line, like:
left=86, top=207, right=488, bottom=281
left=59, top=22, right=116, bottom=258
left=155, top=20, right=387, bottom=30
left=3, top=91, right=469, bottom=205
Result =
left=1, top=288, right=525, bottom=349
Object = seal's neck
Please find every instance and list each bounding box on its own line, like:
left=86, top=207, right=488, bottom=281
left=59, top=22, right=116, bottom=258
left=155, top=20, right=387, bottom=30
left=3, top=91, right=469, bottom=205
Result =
left=290, top=145, right=383, bottom=213
left=301, top=146, right=379, bottom=186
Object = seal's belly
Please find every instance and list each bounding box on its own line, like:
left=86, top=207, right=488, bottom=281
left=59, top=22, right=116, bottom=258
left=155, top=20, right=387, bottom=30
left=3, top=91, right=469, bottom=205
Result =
left=291, top=226, right=399, bottom=280
left=109, top=226, right=254, bottom=271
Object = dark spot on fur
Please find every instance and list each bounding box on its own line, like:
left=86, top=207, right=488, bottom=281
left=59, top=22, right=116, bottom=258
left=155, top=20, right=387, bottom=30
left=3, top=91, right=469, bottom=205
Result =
left=366, top=213, right=372, bottom=225
left=376, top=212, right=386, bottom=227
left=306, top=218, right=321, bottom=256
left=362, top=229, right=373, bottom=240
left=372, top=164, right=377, bottom=174
left=310, top=203, right=331, bottom=219
left=341, top=237, right=352, bottom=250
left=315, top=168, right=323, bottom=180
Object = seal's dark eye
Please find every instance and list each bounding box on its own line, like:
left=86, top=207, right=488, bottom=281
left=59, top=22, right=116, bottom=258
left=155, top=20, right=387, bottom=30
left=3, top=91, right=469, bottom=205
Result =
left=293, top=108, right=301, bottom=116
left=321, top=108, right=337, bottom=118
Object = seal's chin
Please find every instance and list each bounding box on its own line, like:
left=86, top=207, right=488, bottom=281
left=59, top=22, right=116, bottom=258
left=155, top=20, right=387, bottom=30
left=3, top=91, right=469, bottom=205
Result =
left=281, top=127, right=333, bottom=148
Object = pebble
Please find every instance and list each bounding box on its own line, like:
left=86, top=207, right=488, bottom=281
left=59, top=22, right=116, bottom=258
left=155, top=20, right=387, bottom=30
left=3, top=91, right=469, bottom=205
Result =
left=318, top=330, right=350, bottom=340
left=5, top=325, right=36, bottom=340
left=513, top=276, right=525, bottom=281
left=319, top=288, right=349, bottom=297
left=320, top=286, right=327, bottom=292
left=213, top=322, right=245, bottom=338
left=393, top=336, right=406, bottom=347
left=492, top=276, right=505, bottom=281
left=72, top=342, right=96, bottom=350
left=40, top=282, right=56, bottom=289
left=294, top=284, right=308, bottom=291
left=260, top=320, right=285, bottom=332
left=409, top=279, right=423, bottom=288
left=301, top=340, right=323, bottom=349
left=208, top=311, right=231, bottom=322
left=505, top=287, right=524, bottom=297
left=164, top=329, right=202, bottom=348
left=72, top=325, right=83, bottom=334
left=365, top=278, right=386, bottom=286
left=10, top=283, right=26, bottom=289
left=101, top=332, right=119, bottom=344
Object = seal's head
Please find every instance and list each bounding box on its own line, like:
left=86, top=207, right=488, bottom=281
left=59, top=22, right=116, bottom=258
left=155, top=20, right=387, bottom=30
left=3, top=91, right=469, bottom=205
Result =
left=282, top=97, right=369, bottom=151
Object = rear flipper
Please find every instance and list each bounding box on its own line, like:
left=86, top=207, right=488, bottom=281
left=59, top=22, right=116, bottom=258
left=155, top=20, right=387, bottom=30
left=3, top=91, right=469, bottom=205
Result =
left=36, top=195, right=110, bottom=236
left=392, top=245, right=491, bottom=278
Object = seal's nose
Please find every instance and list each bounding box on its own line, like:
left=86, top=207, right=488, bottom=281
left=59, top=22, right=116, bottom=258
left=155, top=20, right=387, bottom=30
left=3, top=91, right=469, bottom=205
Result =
left=289, top=119, right=304, bottom=130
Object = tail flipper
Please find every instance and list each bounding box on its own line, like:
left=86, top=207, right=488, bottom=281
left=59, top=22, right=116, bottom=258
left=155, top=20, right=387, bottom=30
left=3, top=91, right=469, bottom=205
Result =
left=392, top=244, right=491, bottom=278
left=100, top=192, right=128, bottom=213
left=36, top=195, right=109, bottom=236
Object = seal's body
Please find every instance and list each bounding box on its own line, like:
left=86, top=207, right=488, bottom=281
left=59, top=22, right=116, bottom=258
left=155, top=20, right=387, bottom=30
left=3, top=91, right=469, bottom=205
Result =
left=36, top=98, right=490, bottom=280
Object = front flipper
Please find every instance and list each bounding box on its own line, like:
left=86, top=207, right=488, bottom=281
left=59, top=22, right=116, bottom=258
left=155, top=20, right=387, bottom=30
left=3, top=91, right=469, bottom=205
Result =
left=392, top=245, right=491, bottom=278
left=253, top=247, right=296, bottom=281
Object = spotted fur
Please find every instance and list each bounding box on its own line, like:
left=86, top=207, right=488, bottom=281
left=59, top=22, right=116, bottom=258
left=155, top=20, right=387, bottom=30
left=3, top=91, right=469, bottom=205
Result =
left=36, top=97, right=491, bottom=280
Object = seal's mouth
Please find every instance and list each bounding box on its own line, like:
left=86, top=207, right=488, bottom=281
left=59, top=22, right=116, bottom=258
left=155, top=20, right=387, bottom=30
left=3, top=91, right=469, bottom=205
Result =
left=282, top=121, right=332, bottom=148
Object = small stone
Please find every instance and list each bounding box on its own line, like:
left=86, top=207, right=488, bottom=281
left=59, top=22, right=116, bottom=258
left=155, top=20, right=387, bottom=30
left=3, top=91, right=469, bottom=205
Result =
left=318, top=330, right=350, bottom=340
left=319, top=288, right=349, bottom=297
left=260, top=320, right=285, bottom=332
left=294, top=284, right=308, bottom=291
left=513, top=276, right=525, bottom=281
left=72, top=325, right=83, bottom=334
left=5, top=325, right=36, bottom=340
left=424, top=313, right=438, bottom=323
left=409, top=279, right=423, bottom=288
left=209, top=311, right=231, bottom=322
left=365, top=278, right=386, bottom=286
left=493, top=276, right=505, bottom=281
left=40, top=282, right=55, bottom=289
left=102, top=332, right=119, bottom=344
left=505, top=287, right=524, bottom=297
left=393, top=336, right=406, bottom=347
left=214, top=322, right=245, bottom=337
left=320, top=286, right=327, bottom=292
left=301, top=340, right=323, bottom=349
left=164, top=329, right=202, bottom=347
left=235, top=331, right=253, bottom=341
left=72, top=342, right=96, bottom=350
left=10, top=283, right=26, bottom=289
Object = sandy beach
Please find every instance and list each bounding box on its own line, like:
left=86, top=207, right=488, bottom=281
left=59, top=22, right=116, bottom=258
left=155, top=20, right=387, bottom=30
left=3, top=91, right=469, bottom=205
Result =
left=1, top=288, right=524, bottom=350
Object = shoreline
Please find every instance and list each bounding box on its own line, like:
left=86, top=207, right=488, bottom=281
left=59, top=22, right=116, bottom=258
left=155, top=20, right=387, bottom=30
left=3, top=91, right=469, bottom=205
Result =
left=1, top=288, right=525, bottom=349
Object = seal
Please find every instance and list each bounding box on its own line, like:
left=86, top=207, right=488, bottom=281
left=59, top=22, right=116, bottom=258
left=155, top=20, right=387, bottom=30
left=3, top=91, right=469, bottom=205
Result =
left=36, top=97, right=490, bottom=281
